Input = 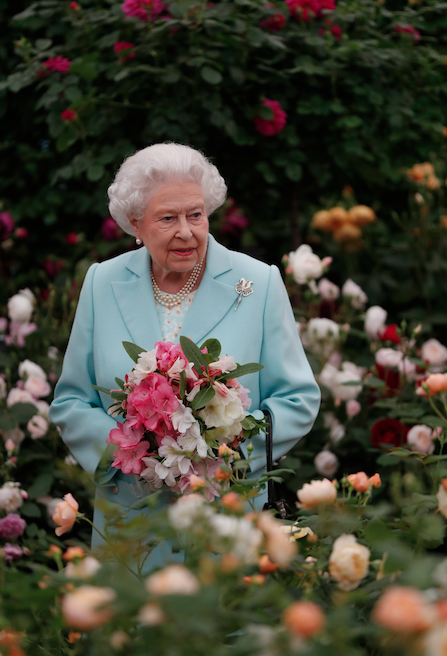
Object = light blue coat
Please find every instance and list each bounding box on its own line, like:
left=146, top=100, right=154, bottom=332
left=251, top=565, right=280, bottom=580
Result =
left=50, top=235, right=320, bottom=557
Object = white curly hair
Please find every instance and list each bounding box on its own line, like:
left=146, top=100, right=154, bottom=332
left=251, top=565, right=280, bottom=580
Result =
left=107, top=143, right=227, bottom=235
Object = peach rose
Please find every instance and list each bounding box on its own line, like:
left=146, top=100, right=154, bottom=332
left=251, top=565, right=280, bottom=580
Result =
left=138, top=603, right=165, bottom=626
left=52, top=493, right=79, bottom=536
left=372, top=586, right=437, bottom=632
left=283, top=601, right=325, bottom=638
left=407, top=424, right=435, bottom=455
left=189, top=475, right=206, bottom=491
left=296, top=479, right=337, bottom=510
left=221, top=492, right=243, bottom=513
left=425, top=374, right=447, bottom=396
left=368, top=473, right=381, bottom=488
left=329, top=534, right=370, bottom=591
left=346, top=399, right=361, bottom=417
left=146, top=564, right=200, bottom=596
left=258, top=554, right=279, bottom=574
left=424, top=624, right=447, bottom=656
left=24, top=376, right=51, bottom=399
left=62, top=585, right=116, bottom=630
left=347, top=472, right=370, bottom=493
left=436, top=484, right=447, bottom=519
left=347, top=205, right=376, bottom=227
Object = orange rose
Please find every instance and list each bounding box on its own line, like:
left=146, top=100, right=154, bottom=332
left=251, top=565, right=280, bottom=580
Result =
left=283, top=601, right=325, bottom=638
left=333, top=223, right=362, bottom=242
left=221, top=492, right=243, bottom=513
left=311, top=210, right=333, bottom=232
left=259, top=554, right=279, bottom=574
left=347, top=472, right=370, bottom=493
left=425, top=374, right=447, bottom=396
left=368, top=473, right=381, bottom=488
left=215, top=468, right=230, bottom=481
left=347, top=205, right=376, bottom=227
left=52, top=493, right=79, bottom=537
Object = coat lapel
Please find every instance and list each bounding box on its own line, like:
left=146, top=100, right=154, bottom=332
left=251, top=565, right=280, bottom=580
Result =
left=111, top=235, right=237, bottom=350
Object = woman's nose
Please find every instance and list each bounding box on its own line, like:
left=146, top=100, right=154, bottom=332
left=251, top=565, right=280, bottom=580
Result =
left=175, top=217, right=193, bottom=240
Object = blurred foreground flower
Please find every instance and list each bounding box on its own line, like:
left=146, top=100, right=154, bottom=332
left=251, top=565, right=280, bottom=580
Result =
left=146, top=564, right=200, bottom=595
left=62, top=586, right=116, bottom=630
left=296, top=478, right=337, bottom=509
left=283, top=600, right=325, bottom=637
left=373, top=586, right=437, bottom=632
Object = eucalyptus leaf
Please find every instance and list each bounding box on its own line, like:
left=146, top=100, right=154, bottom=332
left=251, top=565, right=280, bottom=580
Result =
left=122, top=341, right=146, bottom=364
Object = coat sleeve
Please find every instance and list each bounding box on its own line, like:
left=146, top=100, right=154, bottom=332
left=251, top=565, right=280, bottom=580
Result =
left=242, top=264, right=321, bottom=473
left=49, top=263, right=117, bottom=484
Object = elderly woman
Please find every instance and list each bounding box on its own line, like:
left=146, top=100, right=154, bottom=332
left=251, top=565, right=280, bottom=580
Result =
left=49, top=143, right=320, bottom=566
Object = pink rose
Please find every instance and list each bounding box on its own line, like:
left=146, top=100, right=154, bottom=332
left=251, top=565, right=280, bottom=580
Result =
left=24, top=376, right=51, bottom=398
left=7, top=387, right=37, bottom=407
left=318, top=278, right=340, bottom=300
left=421, top=338, right=447, bottom=367
left=346, top=399, right=361, bottom=417
left=407, top=424, right=434, bottom=455
left=27, top=415, right=49, bottom=439
left=253, top=99, right=287, bottom=136
left=42, top=56, right=72, bottom=73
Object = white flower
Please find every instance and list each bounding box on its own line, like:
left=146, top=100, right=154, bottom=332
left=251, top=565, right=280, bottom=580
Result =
left=198, top=389, right=245, bottom=434
left=6, top=388, right=38, bottom=408
left=171, top=402, right=196, bottom=434
left=155, top=460, right=182, bottom=488
left=177, top=422, right=208, bottom=459
left=341, top=279, right=367, bottom=309
left=323, top=412, right=345, bottom=443
left=210, top=514, right=263, bottom=565
left=35, top=400, right=50, bottom=418
left=0, top=377, right=6, bottom=400
left=0, top=482, right=24, bottom=512
left=65, top=556, right=101, bottom=579
left=364, top=306, right=387, bottom=339
left=168, top=494, right=214, bottom=530
left=27, top=415, right=49, bottom=439
left=296, top=479, right=337, bottom=509
left=375, top=348, right=403, bottom=368
left=314, top=451, right=339, bottom=477
left=329, top=534, right=370, bottom=591
left=209, top=355, right=237, bottom=374
left=424, top=624, right=447, bottom=656
left=7, top=288, right=35, bottom=324
left=304, top=318, right=340, bottom=357
left=422, top=339, right=447, bottom=368
left=138, top=603, right=165, bottom=626
left=398, top=357, right=417, bottom=381
left=158, top=437, right=192, bottom=474
left=407, top=425, right=434, bottom=455
left=288, top=245, right=323, bottom=285
left=18, top=360, right=47, bottom=381
left=436, top=484, right=447, bottom=519
left=132, top=349, right=157, bottom=384
left=64, top=454, right=78, bottom=466
left=47, top=346, right=59, bottom=361
left=318, top=278, right=340, bottom=300
left=146, top=564, right=200, bottom=596
left=24, top=376, right=51, bottom=398
left=140, top=457, right=164, bottom=490
left=319, top=362, right=362, bottom=401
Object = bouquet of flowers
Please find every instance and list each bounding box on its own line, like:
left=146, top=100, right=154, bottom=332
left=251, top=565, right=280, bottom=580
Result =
left=94, top=337, right=266, bottom=500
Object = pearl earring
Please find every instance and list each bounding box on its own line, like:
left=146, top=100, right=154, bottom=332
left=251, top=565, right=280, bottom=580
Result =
left=136, top=238, right=142, bottom=245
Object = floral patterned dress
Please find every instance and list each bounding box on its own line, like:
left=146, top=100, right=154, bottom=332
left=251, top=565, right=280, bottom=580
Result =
left=154, top=291, right=197, bottom=343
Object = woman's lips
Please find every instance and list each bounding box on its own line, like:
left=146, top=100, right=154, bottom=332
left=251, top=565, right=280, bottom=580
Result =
left=172, top=248, right=194, bottom=257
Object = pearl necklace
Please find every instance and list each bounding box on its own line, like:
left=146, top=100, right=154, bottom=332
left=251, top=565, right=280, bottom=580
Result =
left=151, top=260, right=203, bottom=309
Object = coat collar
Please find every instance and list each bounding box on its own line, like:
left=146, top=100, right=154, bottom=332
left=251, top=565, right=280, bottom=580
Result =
left=111, top=234, right=238, bottom=349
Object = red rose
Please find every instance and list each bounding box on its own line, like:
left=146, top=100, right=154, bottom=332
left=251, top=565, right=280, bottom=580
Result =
left=379, top=324, right=401, bottom=344
left=261, top=14, right=286, bottom=31
left=253, top=98, right=287, bottom=136
left=65, top=232, right=79, bottom=245
left=61, top=109, right=78, bottom=122
left=330, top=25, right=342, bottom=40
left=371, top=418, right=409, bottom=449
left=375, top=364, right=401, bottom=391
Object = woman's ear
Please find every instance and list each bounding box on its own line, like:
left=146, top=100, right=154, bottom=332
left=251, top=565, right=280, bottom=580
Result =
left=128, top=215, right=140, bottom=239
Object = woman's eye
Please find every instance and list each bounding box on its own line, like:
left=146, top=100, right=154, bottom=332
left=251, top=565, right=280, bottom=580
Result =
left=189, top=212, right=202, bottom=219
left=162, top=216, right=174, bottom=222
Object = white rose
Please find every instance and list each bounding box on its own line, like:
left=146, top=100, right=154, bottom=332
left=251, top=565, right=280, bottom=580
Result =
left=0, top=377, right=6, bottom=400
left=211, top=514, right=264, bottom=565
left=307, top=318, right=339, bottom=341
left=27, top=415, right=49, bottom=439
left=314, top=450, right=339, bottom=477
left=407, top=425, right=434, bottom=455
left=62, top=586, right=116, bottom=630
left=47, top=346, right=59, bottom=361
left=341, top=279, right=368, bottom=309
left=146, top=564, right=200, bottom=596
left=65, top=556, right=101, bottom=579
left=168, top=494, right=213, bottom=530
left=35, top=400, right=50, bottom=418
left=296, top=479, right=337, bottom=509
left=18, top=360, right=47, bottom=381
left=6, top=388, right=38, bottom=408
left=318, top=278, right=340, bottom=300
left=24, top=376, right=51, bottom=398
left=331, top=362, right=362, bottom=401
left=289, top=245, right=323, bottom=285
left=7, top=288, right=35, bottom=324
left=132, top=349, right=157, bottom=384
left=198, top=390, right=245, bottom=436
left=0, top=482, right=24, bottom=512
left=422, top=339, right=447, bottom=367
left=138, top=603, right=165, bottom=626
left=318, top=363, right=337, bottom=391
left=364, top=306, right=387, bottom=339
left=375, top=348, right=403, bottom=368
left=436, top=484, right=447, bottom=519
left=323, top=412, right=345, bottom=443
left=329, top=534, right=370, bottom=591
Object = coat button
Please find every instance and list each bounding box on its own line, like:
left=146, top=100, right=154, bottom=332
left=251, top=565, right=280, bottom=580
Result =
left=110, top=485, right=119, bottom=494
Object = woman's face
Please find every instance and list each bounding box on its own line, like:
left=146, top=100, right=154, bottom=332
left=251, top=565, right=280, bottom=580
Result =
left=130, top=182, right=209, bottom=276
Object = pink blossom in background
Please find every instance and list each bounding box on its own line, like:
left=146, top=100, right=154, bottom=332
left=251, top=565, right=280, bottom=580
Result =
left=261, top=14, right=286, bottom=31
left=101, top=216, right=123, bottom=241
left=69, top=1, right=81, bottom=10
left=220, top=200, right=249, bottom=238
left=65, top=232, right=79, bottom=245
left=42, top=56, right=72, bottom=73
left=61, top=109, right=78, bottom=122
left=286, top=0, right=335, bottom=22
left=346, top=399, right=361, bottom=417
left=330, top=25, right=342, bottom=39
left=5, top=322, right=37, bottom=347
left=111, top=441, right=151, bottom=475
left=0, top=212, right=15, bottom=242
left=15, top=227, right=28, bottom=239
left=394, top=25, right=421, bottom=42
left=0, top=513, right=26, bottom=539
left=43, top=260, right=65, bottom=279
left=0, top=318, right=7, bottom=332
left=113, top=41, right=136, bottom=63
left=254, top=99, right=287, bottom=136
left=121, top=0, right=165, bottom=21
left=3, top=543, right=25, bottom=562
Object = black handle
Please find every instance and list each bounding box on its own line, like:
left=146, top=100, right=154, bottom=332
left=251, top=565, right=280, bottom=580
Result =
left=263, top=410, right=274, bottom=505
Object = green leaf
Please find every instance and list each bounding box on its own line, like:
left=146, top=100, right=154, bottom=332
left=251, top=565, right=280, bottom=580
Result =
left=180, top=336, right=208, bottom=373
left=111, top=391, right=127, bottom=401
left=69, top=61, right=99, bottom=81
left=191, top=386, right=215, bottom=411
left=86, top=162, right=105, bottom=182
left=35, top=38, right=52, bottom=50
left=56, top=130, right=78, bottom=152
left=227, top=363, right=264, bottom=378
left=20, top=502, right=41, bottom=518
left=179, top=370, right=187, bottom=399
left=200, top=338, right=221, bottom=360
left=91, top=385, right=111, bottom=395
left=285, top=163, right=302, bottom=182
left=65, top=86, right=82, bottom=102
left=10, top=403, right=38, bottom=424
left=0, top=413, right=18, bottom=431
left=115, top=377, right=125, bottom=390
left=27, top=473, right=53, bottom=499
left=201, top=66, right=222, bottom=85
left=122, top=341, right=146, bottom=364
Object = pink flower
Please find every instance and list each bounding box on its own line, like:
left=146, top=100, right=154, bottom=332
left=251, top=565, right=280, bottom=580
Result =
left=113, top=41, right=136, bottom=63
left=121, top=0, right=165, bottom=21
left=0, top=212, right=15, bottom=242
left=346, top=399, right=361, bottom=417
left=3, top=543, right=25, bottom=562
left=65, top=232, right=79, bottom=245
left=330, top=25, right=342, bottom=39
left=5, top=322, right=37, bottom=347
left=127, top=373, right=178, bottom=437
left=286, top=0, right=335, bottom=22
left=52, top=494, right=79, bottom=536
left=27, top=415, right=49, bottom=439
left=106, top=422, right=145, bottom=448
left=24, top=376, right=51, bottom=398
left=69, top=1, right=81, bottom=9
left=394, top=25, right=421, bottom=42
left=0, top=513, right=26, bottom=539
left=42, top=56, right=72, bottom=73
left=61, top=109, right=78, bottom=122
left=101, top=217, right=123, bottom=241
left=111, top=441, right=151, bottom=475
left=253, top=99, right=287, bottom=136
left=16, top=227, right=28, bottom=239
